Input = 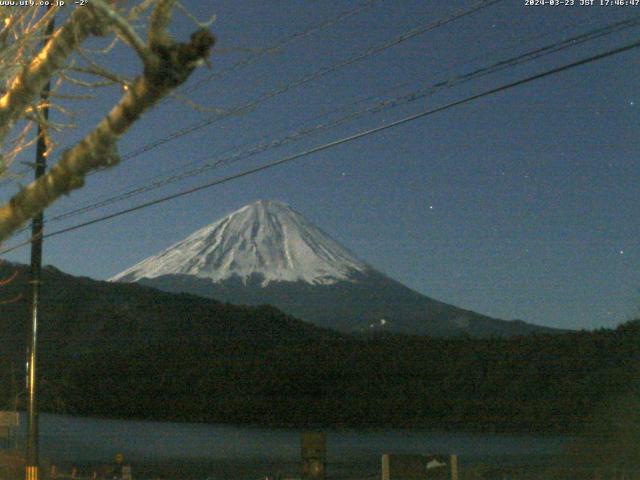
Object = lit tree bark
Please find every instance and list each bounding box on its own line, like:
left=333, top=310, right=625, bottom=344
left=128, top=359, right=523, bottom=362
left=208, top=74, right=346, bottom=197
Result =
left=0, top=6, right=104, bottom=147
left=0, top=0, right=215, bottom=244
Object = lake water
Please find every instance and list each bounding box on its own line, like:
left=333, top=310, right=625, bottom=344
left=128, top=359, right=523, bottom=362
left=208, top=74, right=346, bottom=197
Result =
left=9, top=413, right=571, bottom=479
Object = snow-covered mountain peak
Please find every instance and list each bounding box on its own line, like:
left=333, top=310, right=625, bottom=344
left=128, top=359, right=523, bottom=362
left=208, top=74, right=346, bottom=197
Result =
left=111, top=200, right=368, bottom=286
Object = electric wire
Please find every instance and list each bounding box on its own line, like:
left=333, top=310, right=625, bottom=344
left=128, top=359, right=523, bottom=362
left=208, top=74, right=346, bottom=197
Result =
left=116, top=0, right=506, bottom=162
left=87, top=7, right=612, bottom=193
left=1, top=0, right=508, bottom=220
left=72, top=6, right=637, bottom=201
left=0, top=0, right=625, bottom=197
left=35, top=13, right=640, bottom=227
left=179, top=0, right=379, bottom=96
left=1, top=35, right=638, bottom=256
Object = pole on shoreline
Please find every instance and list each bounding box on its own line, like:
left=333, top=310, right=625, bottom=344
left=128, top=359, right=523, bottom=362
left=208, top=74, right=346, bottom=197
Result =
left=25, top=7, right=55, bottom=480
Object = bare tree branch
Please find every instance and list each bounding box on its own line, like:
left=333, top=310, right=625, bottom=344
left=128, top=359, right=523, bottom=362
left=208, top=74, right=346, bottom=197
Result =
left=148, top=0, right=176, bottom=48
left=0, top=18, right=215, bottom=243
left=0, top=6, right=106, bottom=153
left=88, top=0, right=153, bottom=67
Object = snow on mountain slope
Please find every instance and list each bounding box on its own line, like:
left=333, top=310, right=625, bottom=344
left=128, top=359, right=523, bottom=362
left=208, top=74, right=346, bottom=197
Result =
left=111, top=200, right=368, bottom=286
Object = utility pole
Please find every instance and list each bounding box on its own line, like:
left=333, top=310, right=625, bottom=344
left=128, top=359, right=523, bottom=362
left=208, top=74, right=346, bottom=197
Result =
left=25, top=8, right=55, bottom=480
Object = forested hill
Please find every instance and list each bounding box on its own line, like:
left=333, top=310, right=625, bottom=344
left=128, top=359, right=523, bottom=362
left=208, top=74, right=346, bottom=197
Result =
left=0, top=262, right=638, bottom=433
left=57, top=321, right=639, bottom=433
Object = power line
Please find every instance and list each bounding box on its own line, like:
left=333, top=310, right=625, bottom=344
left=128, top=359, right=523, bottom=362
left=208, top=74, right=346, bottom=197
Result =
left=117, top=0, right=506, bottom=162
left=179, top=0, right=379, bottom=96
left=36, top=13, right=640, bottom=226
left=1, top=35, right=638, bottom=256
left=2, top=0, right=507, bottom=220
left=0, top=0, right=609, bottom=195
left=71, top=11, right=635, bottom=207
left=11, top=0, right=497, bottom=190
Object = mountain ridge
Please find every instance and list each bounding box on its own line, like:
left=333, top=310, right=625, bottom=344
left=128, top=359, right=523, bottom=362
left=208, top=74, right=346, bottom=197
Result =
left=137, top=270, right=561, bottom=337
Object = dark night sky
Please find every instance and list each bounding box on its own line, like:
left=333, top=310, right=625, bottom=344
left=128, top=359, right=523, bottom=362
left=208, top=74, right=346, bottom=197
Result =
left=1, top=0, right=638, bottom=330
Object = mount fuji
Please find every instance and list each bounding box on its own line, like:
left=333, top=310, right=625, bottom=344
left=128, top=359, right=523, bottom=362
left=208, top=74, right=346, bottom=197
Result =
left=112, top=200, right=557, bottom=337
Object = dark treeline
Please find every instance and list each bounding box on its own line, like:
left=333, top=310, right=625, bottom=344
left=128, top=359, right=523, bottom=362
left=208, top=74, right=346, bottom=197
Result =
left=0, top=262, right=638, bottom=434
left=30, top=320, right=640, bottom=434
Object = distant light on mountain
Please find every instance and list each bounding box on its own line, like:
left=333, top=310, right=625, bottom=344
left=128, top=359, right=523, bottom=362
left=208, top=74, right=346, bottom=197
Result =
left=112, top=200, right=563, bottom=338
